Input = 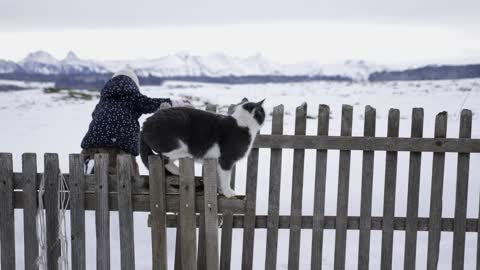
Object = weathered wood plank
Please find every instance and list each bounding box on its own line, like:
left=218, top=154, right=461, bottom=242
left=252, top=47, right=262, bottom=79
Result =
left=311, top=105, right=330, bottom=270
left=179, top=158, right=197, bottom=270
left=381, top=109, right=400, bottom=270
left=175, top=217, right=182, bottom=270
left=22, top=153, right=39, bottom=270
left=404, top=108, right=424, bottom=270
left=13, top=172, right=204, bottom=195
left=204, top=159, right=219, bottom=270
left=147, top=214, right=478, bottom=231
left=45, top=153, right=60, bottom=270
left=198, top=201, right=206, bottom=270
left=13, top=186, right=246, bottom=213
left=426, top=112, right=447, bottom=270
left=288, top=103, right=308, bottom=270
left=198, top=104, right=217, bottom=270
left=219, top=211, right=234, bottom=270
left=117, top=155, right=135, bottom=270
left=477, top=199, right=480, bottom=270
left=358, top=106, right=376, bottom=270
left=149, top=156, right=168, bottom=270
left=95, top=154, right=110, bottom=270
left=253, top=135, right=480, bottom=152
left=0, top=153, right=15, bottom=270
left=333, top=105, right=353, bottom=270
left=241, top=147, right=260, bottom=270
left=69, top=154, right=86, bottom=270
left=220, top=103, right=235, bottom=270
left=452, top=109, right=472, bottom=270
left=265, top=105, right=284, bottom=270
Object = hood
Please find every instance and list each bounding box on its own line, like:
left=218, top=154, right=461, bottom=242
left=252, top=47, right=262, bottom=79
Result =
left=101, top=75, right=140, bottom=98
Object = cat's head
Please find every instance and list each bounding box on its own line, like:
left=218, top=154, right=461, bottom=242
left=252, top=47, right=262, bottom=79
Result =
left=232, top=97, right=266, bottom=128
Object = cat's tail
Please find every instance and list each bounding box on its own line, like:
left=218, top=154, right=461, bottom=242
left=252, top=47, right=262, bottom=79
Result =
left=140, top=134, right=154, bottom=170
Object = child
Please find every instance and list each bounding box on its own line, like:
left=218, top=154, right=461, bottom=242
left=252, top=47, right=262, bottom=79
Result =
left=81, top=68, right=189, bottom=174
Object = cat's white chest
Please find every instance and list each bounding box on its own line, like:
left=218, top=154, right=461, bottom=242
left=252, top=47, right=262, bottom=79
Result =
left=204, top=143, right=221, bottom=158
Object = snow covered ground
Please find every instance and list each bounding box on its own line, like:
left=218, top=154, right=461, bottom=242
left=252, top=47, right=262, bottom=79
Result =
left=0, top=79, right=479, bottom=269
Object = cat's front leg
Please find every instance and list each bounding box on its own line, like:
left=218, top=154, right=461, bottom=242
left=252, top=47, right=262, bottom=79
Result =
left=164, top=158, right=179, bottom=175
left=217, top=160, right=235, bottom=198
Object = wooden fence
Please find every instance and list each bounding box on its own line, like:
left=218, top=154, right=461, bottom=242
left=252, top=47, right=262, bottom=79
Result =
left=0, top=104, right=479, bottom=270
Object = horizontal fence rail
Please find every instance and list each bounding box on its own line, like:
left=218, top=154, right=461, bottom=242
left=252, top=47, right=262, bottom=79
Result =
left=1, top=104, right=479, bottom=270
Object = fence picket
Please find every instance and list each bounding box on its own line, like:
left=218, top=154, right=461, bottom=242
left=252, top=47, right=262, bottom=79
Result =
left=426, top=112, right=447, bottom=270
left=220, top=104, right=237, bottom=270
left=452, top=109, right=472, bottom=269
left=149, top=156, right=168, bottom=270
left=179, top=158, right=197, bottom=270
left=265, top=105, right=284, bottom=270
left=333, top=105, right=353, bottom=270
left=358, top=106, right=376, bottom=270
left=69, top=154, right=86, bottom=270
left=477, top=201, right=479, bottom=270
left=241, top=146, right=260, bottom=270
left=288, top=103, right=308, bottom=270
left=45, top=153, right=60, bottom=270
left=95, top=153, right=110, bottom=270
left=380, top=109, right=400, bottom=270
left=198, top=104, right=217, bottom=270
left=117, top=154, right=135, bottom=270
left=23, top=153, right=39, bottom=270
left=311, top=105, right=330, bottom=270
left=0, top=153, right=15, bottom=270
left=175, top=217, right=182, bottom=270
left=404, top=108, right=424, bottom=270
left=204, top=159, right=219, bottom=270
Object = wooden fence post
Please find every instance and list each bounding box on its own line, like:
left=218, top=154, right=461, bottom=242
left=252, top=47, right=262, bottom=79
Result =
left=95, top=153, right=110, bottom=270
left=0, top=153, right=15, bottom=270
left=380, top=109, right=400, bottom=270
left=23, top=153, right=39, bottom=270
left=204, top=159, right=219, bottom=270
left=333, top=105, right=353, bottom=270
left=265, top=105, right=284, bottom=270
left=311, top=105, right=330, bottom=270
left=179, top=158, right=197, bottom=270
left=198, top=104, right=217, bottom=270
left=426, top=112, right=447, bottom=270
left=117, top=154, right=135, bottom=270
left=452, top=109, right=472, bottom=269
left=69, top=154, right=86, bottom=270
left=404, top=108, right=424, bottom=270
left=242, top=143, right=260, bottom=270
left=150, top=155, right=168, bottom=270
left=288, top=103, right=308, bottom=270
left=358, top=106, right=376, bottom=270
left=45, top=153, right=60, bottom=270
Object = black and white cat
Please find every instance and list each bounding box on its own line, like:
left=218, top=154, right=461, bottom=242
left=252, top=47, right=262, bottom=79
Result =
left=140, top=98, right=266, bottom=198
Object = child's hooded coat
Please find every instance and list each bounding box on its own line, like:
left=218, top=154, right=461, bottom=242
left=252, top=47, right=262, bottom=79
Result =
left=81, top=75, right=171, bottom=156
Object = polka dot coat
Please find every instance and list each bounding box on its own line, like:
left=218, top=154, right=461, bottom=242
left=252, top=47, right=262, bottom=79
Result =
left=81, top=75, right=171, bottom=156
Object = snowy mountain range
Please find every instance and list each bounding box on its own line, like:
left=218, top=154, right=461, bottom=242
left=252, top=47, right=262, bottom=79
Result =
left=0, top=50, right=381, bottom=81
left=1, top=51, right=479, bottom=88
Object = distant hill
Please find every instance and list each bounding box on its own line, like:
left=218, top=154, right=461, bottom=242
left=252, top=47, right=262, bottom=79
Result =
left=0, top=50, right=479, bottom=89
left=369, top=64, right=480, bottom=81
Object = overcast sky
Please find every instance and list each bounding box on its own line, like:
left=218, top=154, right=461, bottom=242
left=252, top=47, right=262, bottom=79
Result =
left=1, top=0, right=479, bottom=65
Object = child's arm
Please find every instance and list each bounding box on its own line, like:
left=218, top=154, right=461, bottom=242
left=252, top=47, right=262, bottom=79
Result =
left=132, top=92, right=172, bottom=114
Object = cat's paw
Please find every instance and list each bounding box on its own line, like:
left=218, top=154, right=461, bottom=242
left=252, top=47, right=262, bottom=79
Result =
left=221, top=188, right=236, bottom=198
left=165, top=162, right=180, bottom=175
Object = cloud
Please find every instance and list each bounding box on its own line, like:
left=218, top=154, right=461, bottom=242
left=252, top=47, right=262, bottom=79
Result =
left=1, top=22, right=479, bottom=65
left=0, top=0, right=479, bottom=30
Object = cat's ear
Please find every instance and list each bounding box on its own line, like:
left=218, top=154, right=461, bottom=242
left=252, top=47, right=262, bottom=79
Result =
left=255, top=99, right=265, bottom=107
left=241, top=97, right=249, bottom=103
